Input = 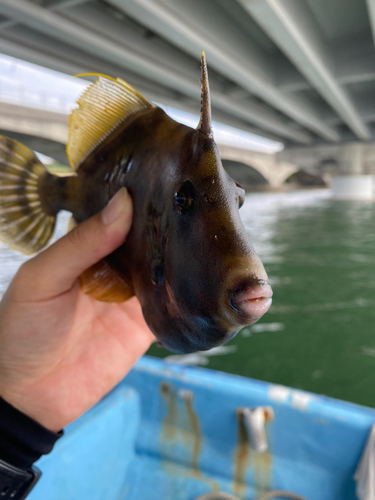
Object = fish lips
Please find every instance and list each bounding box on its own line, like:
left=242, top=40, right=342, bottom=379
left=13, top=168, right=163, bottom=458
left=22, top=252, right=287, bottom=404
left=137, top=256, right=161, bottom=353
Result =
left=228, top=278, right=273, bottom=325
left=154, top=283, right=272, bottom=354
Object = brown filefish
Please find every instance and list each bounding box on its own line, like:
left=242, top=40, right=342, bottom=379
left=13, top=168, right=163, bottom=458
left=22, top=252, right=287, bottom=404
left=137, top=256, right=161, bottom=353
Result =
left=0, top=53, right=272, bottom=353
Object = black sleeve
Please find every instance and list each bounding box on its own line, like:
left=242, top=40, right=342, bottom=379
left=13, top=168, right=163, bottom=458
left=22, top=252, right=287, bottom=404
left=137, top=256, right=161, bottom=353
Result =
left=0, top=396, right=63, bottom=469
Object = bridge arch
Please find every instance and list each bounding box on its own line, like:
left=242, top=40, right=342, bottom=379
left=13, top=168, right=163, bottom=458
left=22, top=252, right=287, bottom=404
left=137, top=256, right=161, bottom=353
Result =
left=218, top=145, right=298, bottom=188
left=221, top=159, right=269, bottom=189
left=284, top=168, right=327, bottom=187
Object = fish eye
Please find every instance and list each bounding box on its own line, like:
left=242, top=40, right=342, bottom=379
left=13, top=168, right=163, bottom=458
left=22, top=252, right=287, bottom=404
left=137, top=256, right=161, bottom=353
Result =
left=236, top=182, right=245, bottom=209
left=173, top=181, right=194, bottom=212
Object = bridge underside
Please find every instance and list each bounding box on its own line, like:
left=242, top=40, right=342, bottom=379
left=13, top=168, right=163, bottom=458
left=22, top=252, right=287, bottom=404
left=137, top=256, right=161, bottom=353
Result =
left=0, top=0, right=374, bottom=148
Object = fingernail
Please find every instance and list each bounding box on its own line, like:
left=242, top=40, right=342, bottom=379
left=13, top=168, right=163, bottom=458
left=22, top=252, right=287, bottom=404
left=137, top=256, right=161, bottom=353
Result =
left=101, top=188, right=129, bottom=226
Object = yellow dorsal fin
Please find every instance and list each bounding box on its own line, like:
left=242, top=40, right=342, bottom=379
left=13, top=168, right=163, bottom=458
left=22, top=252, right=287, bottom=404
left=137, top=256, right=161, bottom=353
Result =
left=67, top=74, right=154, bottom=170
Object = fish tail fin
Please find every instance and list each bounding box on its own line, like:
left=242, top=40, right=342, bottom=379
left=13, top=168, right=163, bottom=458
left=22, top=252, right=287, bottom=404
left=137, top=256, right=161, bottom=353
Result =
left=0, top=135, right=56, bottom=255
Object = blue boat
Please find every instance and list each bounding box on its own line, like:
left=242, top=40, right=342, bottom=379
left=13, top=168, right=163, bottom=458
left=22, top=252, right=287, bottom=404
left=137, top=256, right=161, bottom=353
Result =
left=28, top=356, right=375, bottom=500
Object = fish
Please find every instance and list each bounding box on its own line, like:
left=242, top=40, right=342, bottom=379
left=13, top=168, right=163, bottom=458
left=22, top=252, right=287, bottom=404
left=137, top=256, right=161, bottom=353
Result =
left=0, top=53, right=273, bottom=354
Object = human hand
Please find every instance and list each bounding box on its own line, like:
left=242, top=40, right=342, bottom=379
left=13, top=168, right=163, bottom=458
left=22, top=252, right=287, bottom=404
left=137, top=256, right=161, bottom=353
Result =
left=0, top=188, right=155, bottom=432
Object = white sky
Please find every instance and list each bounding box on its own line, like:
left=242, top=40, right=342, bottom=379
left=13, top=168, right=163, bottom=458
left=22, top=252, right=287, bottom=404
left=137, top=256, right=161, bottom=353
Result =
left=0, top=53, right=284, bottom=154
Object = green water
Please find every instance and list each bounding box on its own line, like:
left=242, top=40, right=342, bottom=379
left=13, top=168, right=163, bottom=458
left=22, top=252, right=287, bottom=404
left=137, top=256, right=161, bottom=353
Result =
left=1, top=189, right=375, bottom=408
left=148, top=189, right=375, bottom=408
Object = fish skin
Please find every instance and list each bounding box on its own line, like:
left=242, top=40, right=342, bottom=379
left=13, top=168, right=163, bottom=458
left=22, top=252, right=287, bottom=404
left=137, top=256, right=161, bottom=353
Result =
left=38, top=107, right=270, bottom=353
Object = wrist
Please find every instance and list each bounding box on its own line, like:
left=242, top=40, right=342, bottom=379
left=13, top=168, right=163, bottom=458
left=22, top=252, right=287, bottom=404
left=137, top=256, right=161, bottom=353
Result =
left=0, top=385, right=62, bottom=434
left=0, top=396, right=63, bottom=470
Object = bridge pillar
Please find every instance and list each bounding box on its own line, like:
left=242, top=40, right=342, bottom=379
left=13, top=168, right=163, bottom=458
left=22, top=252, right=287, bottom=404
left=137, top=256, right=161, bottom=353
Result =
left=332, top=144, right=374, bottom=199
left=338, top=143, right=363, bottom=175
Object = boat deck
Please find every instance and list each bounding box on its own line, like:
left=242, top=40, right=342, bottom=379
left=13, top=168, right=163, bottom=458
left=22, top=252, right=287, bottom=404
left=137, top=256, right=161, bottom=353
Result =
left=29, top=356, right=375, bottom=500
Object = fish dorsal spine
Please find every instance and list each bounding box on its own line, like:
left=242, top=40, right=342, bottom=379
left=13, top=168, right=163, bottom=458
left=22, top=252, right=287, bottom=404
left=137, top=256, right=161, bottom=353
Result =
left=67, top=74, right=154, bottom=170
left=197, top=52, right=213, bottom=138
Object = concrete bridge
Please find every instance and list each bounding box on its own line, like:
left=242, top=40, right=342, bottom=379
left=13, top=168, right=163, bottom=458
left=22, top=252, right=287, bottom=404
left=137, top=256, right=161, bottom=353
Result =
left=217, top=145, right=297, bottom=188
left=219, top=142, right=375, bottom=190
left=1, top=0, right=375, bottom=196
left=277, top=143, right=375, bottom=178
left=0, top=101, right=68, bottom=163
left=4, top=98, right=375, bottom=195
left=0, top=99, right=300, bottom=186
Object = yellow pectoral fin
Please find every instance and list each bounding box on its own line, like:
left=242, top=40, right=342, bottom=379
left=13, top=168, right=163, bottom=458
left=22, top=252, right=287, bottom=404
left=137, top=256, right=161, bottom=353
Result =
left=80, top=259, right=134, bottom=303
left=67, top=215, right=134, bottom=303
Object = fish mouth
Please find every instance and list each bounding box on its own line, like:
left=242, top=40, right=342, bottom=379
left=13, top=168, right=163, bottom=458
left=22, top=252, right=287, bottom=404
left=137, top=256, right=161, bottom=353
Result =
left=228, top=279, right=273, bottom=324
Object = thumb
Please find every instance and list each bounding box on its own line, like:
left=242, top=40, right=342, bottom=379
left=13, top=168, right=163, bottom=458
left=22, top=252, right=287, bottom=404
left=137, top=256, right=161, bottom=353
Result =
left=17, top=188, right=133, bottom=300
